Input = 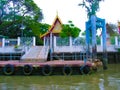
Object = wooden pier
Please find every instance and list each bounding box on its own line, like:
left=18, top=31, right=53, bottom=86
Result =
left=0, top=60, right=93, bottom=76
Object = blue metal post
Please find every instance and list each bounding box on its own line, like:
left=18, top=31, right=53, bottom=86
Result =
left=91, top=15, right=97, bottom=59
left=102, top=19, right=108, bottom=70
left=85, top=21, right=90, bottom=59
left=80, top=0, right=108, bottom=69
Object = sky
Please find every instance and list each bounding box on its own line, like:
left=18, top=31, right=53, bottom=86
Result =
left=34, top=0, right=120, bottom=31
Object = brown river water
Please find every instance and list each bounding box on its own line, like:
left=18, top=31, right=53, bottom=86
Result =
left=0, top=64, right=120, bottom=90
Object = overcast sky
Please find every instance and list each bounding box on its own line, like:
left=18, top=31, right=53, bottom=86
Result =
left=34, top=0, right=120, bottom=30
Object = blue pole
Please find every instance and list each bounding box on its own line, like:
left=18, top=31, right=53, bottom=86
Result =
left=86, top=21, right=90, bottom=59
left=91, top=15, right=97, bottom=60
left=102, top=19, right=108, bottom=70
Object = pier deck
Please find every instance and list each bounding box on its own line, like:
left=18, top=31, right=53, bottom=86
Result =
left=0, top=60, right=92, bottom=67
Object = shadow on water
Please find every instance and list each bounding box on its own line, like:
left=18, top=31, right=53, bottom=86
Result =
left=0, top=64, right=120, bottom=90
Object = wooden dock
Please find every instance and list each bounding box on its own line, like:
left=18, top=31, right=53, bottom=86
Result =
left=0, top=60, right=92, bottom=76
left=0, top=60, right=92, bottom=67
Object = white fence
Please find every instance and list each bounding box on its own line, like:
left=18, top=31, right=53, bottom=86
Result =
left=53, top=45, right=118, bottom=53
left=54, top=46, right=86, bottom=53
left=0, top=37, right=36, bottom=47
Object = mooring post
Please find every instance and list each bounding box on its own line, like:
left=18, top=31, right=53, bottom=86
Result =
left=91, top=15, right=97, bottom=60
left=85, top=21, right=90, bottom=59
left=102, top=19, right=108, bottom=70
left=79, top=0, right=108, bottom=69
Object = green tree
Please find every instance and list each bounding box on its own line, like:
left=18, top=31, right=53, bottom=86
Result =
left=0, top=0, right=43, bottom=38
left=60, top=21, right=81, bottom=38
left=106, top=23, right=118, bottom=36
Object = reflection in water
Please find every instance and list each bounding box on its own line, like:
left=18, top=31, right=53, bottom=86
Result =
left=0, top=83, right=7, bottom=90
left=0, top=64, right=120, bottom=90
left=99, top=79, right=104, bottom=90
left=108, top=77, right=120, bottom=90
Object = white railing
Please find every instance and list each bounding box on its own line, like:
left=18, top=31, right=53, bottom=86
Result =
left=54, top=45, right=118, bottom=53
left=54, top=46, right=86, bottom=53
left=0, top=37, right=36, bottom=47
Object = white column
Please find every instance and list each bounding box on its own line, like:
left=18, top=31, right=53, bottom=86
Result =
left=17, top=37, right=20, bottom=46
left=101, top=36, right=103, bottom=46
left=33, top=36, right=36, bottom=46
left=70, top=37, right=72, bottom=52
left=50, top=33, right=52, bottom=49
left=54, top=36, right=56, bottom=47
left=115, top=36, right=118, bottom=46
left=70, top=36, right=72, bottom=47
left=43, top=37, right=45, bottom=46
left=2, top=38, right=5, bottom=47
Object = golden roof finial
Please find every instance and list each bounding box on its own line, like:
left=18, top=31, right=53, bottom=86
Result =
left=56, top=10, right=58, bottom=17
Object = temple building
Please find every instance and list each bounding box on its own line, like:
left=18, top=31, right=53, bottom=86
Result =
left=39, top=15, right=120, bottom=62
left=40, top=15, right=89, bottom=60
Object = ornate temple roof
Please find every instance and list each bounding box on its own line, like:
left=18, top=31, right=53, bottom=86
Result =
left=40, top=15, right=62, bottom=38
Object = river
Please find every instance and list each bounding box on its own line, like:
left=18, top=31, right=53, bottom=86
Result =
left=0, top=64, right=120, bottom=90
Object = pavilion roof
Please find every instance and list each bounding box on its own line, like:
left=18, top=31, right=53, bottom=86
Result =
left=40, top=15, right=62, bottom=39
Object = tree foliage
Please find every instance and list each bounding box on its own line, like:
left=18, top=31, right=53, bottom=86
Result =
left=60, top=21, right=81, bottom=38
left=0, top=0, right=43, bottom=22
left=106, top=23, right=118, bottom=36
left=0, top=0, right=45, bottom=39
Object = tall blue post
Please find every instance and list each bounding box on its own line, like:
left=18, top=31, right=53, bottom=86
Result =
left=91, top=15, right=97, bottom=59
left=86, top=21, right=90, bottom=59
left=102, top=19, right=107, bottom=70
left=79, top=0, right=108, bottom=70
